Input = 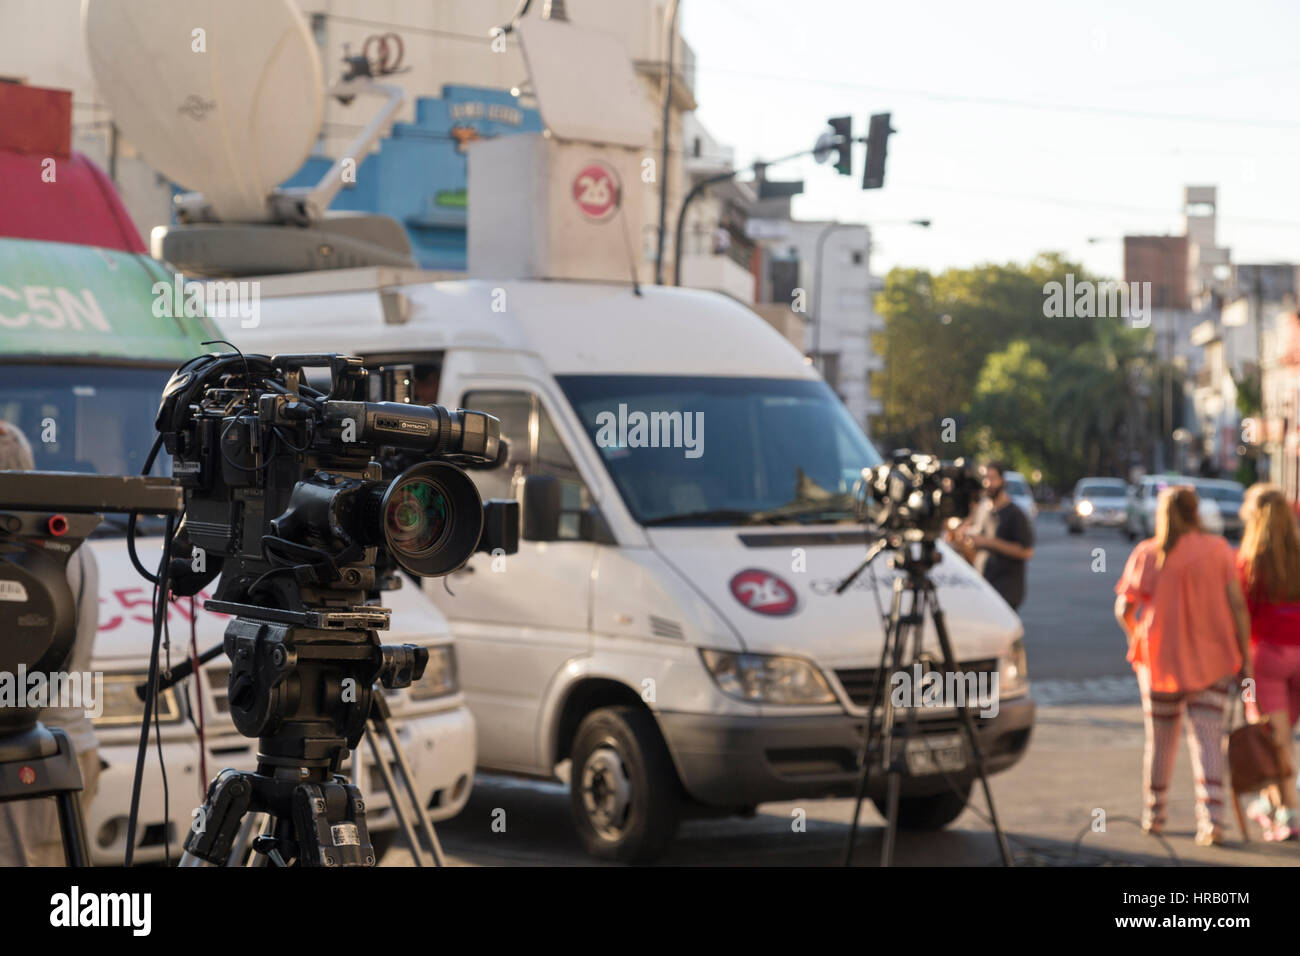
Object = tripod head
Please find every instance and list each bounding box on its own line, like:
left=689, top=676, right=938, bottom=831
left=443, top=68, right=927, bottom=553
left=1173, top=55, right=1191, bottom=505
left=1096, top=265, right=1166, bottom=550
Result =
left=835, top=530, right=944, bottom=595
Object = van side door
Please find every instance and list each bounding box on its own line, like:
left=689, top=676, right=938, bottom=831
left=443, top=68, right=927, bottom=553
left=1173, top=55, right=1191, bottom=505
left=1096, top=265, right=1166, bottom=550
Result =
left=435, top=387, right=598, bottom=773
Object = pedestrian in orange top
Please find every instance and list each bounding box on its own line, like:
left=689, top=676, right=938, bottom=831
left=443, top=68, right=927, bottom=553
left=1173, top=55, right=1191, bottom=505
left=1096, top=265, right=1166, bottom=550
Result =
left=1114, top=485, right=1252, bottom=846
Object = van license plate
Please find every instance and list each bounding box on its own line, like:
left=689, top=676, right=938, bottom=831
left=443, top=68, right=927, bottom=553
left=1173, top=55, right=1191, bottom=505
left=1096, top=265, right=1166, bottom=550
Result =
left=904, top=733, right=967, bottom=775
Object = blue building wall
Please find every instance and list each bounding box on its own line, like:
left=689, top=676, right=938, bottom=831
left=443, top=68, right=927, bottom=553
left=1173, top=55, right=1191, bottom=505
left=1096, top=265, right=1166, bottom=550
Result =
left=279, top=85, right=542, bottom=271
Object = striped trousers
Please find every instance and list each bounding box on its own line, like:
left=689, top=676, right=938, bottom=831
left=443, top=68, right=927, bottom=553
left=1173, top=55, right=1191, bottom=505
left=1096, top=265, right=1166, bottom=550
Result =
left=1137, top=666, right=1234, bottom=830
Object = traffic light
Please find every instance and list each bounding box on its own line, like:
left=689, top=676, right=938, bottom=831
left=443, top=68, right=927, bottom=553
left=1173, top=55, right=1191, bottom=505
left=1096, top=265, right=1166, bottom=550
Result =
left=863, top=112, right=893, bottom=189
left=828, top=116, right=852, bottom=176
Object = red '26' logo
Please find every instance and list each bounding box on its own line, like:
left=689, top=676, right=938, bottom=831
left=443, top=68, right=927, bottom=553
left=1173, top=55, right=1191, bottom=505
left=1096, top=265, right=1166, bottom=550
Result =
left=572, top=162, right=620, bottom=221
left=729, top=569, right=799, bottom=616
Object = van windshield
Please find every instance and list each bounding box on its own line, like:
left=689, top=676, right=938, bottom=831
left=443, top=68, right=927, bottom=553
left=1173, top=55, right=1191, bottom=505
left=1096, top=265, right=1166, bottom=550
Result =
left=557, top=375, right=883, bottom=526
left=0, top=362, right=172, bottom=535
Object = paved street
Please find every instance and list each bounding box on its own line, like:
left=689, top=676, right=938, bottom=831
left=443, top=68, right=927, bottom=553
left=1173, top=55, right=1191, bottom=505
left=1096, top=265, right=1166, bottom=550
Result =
left=1018, top=512, right=1142, bottom=703
left=382, top=512, right=1300, bottom=867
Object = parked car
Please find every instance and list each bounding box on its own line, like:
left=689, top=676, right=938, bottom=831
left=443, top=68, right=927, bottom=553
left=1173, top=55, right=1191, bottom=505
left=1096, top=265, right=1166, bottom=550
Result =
left=1125, top=474, right=1224, bottom=540
left=1066, top=477, right=1129, bottom=533
left=1003, top=471, right=1038, bottom=524
left=1192, top=478, right=1246, bottom=539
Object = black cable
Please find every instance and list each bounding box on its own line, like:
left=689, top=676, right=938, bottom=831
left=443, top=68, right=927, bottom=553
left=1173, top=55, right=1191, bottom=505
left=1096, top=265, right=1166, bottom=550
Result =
left=218, top=416, right=280, bottom=475
left=124, top=513, right=175, bottom=866
left=152, top=587, right=172, bottom=867
left=271, top=424, right=311, bottom=454
left=199, top=340, right=253, bottom=393
left=127, top=434, right=166, bottom=584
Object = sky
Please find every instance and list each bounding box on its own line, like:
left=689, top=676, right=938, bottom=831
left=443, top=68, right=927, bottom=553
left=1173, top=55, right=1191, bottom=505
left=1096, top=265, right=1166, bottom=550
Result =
left=680, top=0, right=1300, bottom=280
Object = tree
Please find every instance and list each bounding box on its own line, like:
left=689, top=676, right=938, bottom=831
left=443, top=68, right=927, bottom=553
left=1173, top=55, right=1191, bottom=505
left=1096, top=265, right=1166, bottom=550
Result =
left=966, top=339, right=1056, bottom=481
left=872, top=255, right=1157, bottom=489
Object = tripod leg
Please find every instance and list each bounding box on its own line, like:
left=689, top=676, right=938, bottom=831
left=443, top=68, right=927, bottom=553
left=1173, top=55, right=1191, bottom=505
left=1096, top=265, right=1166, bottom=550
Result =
left=375, top=715, right=446, bottom=866
left=56, top=791, right=88, bottom=867
left=181, top=768, right=255, bottom=865
left=929, top=594, right=1014, bottom=866
left=364, top=723, right=432, bottom=866
left=844, top=575, right=905, bottom=866
left=225, top=811, right=266, bottom=866
left=881, top=585, right=924, bottom=868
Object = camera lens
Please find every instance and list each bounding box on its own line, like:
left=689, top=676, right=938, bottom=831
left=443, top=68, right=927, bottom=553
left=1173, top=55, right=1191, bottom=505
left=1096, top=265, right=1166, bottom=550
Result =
left=379, top=462, right=485, bottom=577
left=384, top=478, right=450, bottom=554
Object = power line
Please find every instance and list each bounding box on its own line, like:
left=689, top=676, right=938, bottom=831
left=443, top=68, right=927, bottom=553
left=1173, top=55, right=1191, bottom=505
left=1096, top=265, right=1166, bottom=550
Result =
left=312, top=11, right=1295, bottom=132
left=673, top=63, right=1300, bottom=132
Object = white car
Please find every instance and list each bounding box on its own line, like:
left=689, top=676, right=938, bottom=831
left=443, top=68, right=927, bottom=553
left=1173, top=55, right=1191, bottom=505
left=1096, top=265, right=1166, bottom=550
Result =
left=1193, top=478, right=1246, bottom=539
left=1125, top=474, right=1224, bottom=540
left=1067, top=477, right=1129, bottom=533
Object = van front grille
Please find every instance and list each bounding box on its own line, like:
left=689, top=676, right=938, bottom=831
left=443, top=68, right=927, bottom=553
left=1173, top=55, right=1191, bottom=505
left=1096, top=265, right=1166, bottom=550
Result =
left=835, top=658, right=999, bottom=709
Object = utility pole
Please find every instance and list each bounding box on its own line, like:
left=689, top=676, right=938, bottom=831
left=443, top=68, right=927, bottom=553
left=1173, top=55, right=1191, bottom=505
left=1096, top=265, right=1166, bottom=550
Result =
left=653, top=0, right=682, bottom=286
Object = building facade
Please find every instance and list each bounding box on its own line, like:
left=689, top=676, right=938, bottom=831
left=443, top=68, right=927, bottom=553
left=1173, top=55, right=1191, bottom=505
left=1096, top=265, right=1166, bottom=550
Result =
left=2, top=0, right=695, bottom=283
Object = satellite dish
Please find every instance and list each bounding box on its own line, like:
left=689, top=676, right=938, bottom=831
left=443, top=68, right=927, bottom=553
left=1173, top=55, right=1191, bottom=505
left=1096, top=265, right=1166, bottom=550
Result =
left=515, top=16, right=652, bottom=148
left=83, top=0, right=324, bottom=222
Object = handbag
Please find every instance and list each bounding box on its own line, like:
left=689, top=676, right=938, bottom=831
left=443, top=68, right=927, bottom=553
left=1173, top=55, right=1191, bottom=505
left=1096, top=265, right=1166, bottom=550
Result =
left=1227, top=692, right=1288, bottom=841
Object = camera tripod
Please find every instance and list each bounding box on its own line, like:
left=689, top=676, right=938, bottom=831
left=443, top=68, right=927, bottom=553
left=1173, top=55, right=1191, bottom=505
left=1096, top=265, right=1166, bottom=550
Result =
left=182, top=692, right=446, bottom=868
left=178, top=602, right=444, bottom=867
left=0, top=723, right=89, bottom=866
left=837, top=535, right=1012, bottom=867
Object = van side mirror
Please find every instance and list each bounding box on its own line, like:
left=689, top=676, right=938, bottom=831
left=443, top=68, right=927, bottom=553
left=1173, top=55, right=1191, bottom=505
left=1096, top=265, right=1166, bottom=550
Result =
left=520, top=475, right=614, bottom=544
left=521, top=474, right=561, bottom=542
left=478, top=499, right=520, bottom=554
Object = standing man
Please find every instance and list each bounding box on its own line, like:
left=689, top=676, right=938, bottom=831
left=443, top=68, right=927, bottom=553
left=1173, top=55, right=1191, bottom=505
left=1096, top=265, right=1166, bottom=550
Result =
left=952, top=460, right=1035, bottom=610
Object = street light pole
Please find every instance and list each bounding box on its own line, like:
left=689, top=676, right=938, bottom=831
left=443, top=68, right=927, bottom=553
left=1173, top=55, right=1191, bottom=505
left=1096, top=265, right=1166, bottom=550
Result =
left=672, top=142, right=848, bottom=287
left=812, top=222, right=864, bottom=373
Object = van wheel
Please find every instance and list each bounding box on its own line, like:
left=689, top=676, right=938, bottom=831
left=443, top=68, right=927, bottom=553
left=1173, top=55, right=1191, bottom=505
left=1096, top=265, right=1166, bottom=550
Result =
left=874, top=783, right=971, bottom=831
left=569, top=706, right=682, bottom=863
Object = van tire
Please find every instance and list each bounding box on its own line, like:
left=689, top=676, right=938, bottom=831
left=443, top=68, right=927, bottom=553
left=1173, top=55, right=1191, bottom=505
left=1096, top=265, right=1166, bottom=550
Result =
left=875, top=784, right=971, bottom=831
left=569, top=706, right=682, bottom=863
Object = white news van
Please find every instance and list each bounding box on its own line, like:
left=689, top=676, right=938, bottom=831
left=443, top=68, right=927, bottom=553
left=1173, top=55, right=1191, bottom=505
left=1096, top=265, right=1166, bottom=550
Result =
left=233, top=268, right=1036, bottom=863
left=0, top=237, right=476, bottom=864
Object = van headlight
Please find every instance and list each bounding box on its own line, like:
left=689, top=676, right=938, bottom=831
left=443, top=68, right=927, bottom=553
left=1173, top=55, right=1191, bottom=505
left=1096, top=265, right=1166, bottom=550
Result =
left=1076, top=500, right=1094, bottom=516
left=699, top=649, right=836, bottom=705
left=409, top=645, right=458, bottom=700
left=999, top=639, right=1028, bottom=697
left=93, top=672, right=182, bottom=727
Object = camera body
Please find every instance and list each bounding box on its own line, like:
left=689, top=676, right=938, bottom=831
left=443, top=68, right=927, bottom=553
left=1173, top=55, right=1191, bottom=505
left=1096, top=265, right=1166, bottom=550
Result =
left=856, top=450, right=981, bottom=541
left=154, top=352, right=512, bottom=768
left=157, top=352, right=502, bottom=611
